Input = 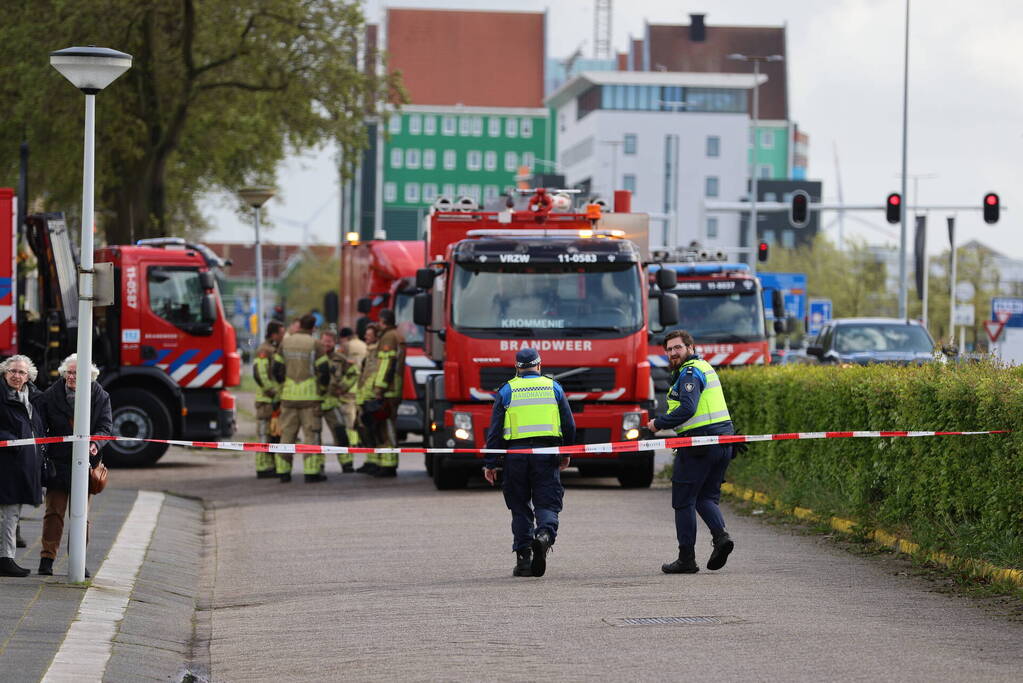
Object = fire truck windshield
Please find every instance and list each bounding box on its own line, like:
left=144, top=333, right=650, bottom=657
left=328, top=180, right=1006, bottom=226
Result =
left=658, top=291, right=767, bottom=342
left=393, top=290, right=425, bottom=345
left=451, top=263, right=643, bottom=337
left=148, top=266, right=214, bottom=332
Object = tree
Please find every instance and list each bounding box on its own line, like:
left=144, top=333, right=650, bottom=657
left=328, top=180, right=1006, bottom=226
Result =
left=0, top=0, right=404, bottom=245
left=279, top=251, right=339, bottom=321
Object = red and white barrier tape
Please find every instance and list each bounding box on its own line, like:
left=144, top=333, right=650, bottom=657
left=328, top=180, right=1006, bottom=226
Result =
left=1, top=430, right=1009, bottom=458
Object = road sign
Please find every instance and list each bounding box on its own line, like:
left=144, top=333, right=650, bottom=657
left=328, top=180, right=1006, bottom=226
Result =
left=983, top=319, right=1005, bottom=343
left=955, top=281, right=975, bottom=302
left=759, top=272, right=807, bottom=322
left=996, top=310, right=1011, bottom=324
left=954, top=304, right=975, bottom=327
left=807, top=299, right=832, bottom=337
left=992, top=297, right=1023, bottom=328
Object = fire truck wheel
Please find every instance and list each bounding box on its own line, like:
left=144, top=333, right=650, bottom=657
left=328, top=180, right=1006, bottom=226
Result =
left=424, top=453, right=435, bottom=476
left=431, top=455, right=469, bottom=490
left=617, top=451, right=655, bottom=489
left=104, top=389, right=172, bottom=467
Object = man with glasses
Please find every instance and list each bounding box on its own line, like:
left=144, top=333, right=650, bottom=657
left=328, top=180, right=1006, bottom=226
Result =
left=646, top=330, right=735, bottom=574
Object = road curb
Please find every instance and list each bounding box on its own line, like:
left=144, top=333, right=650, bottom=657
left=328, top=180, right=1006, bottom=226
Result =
left=721, top=482, right=1023, bottom=589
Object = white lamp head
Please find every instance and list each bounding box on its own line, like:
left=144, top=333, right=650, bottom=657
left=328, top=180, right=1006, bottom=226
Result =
left=237, top=187, right=276, bottom=208
left=50, top=46, right=132, bottom=93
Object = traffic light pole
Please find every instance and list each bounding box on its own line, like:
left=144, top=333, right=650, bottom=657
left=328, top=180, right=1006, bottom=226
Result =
left=898, top=0, right=911, bottom=319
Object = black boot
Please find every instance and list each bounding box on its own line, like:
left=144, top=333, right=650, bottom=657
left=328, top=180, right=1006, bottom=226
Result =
left=256, top=469, right=277, bottom=479
left=0, top=557, right=30, bottom=577
left=341, top=463, right=355, bottom=473
left=662, top=546, right=699, bottom=574
left=16, top=524, right=25, bottom=548
left=372, top=466, right=397, bottom=478
left=279, top=472, right=292, bottom=483
left=38, top=557, right=54, bottom=576
left=530, top=529, right=553, bottom=577
left=707, top=531, right=734, bottom=571
left=356, top=462, right=380, bottom=475
left=305, top=472, right=327, bottom=483
left=513, top=548, right=532, bottom=577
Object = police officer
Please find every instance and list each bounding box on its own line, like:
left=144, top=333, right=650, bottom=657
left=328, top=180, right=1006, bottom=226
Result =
left=484, top=348, right=575, bottom=578
left=272, top=313, right=324, bottom=483
left=370, top=309, right=406, bottom=477
left=646, top=329, right=735, bottom=574
left=253, top=320, right=285, bottom=478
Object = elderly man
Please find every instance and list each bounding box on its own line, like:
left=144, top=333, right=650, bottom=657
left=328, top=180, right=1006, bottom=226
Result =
left=33, top=353, right=113, bottom=577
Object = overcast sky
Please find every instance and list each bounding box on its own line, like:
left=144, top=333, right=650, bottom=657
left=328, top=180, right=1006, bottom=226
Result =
left=203, top=0, right=1023, bottom=259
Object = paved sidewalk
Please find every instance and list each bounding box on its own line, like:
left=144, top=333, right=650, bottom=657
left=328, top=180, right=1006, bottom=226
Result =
left=0, top=489, right=202, bottom=683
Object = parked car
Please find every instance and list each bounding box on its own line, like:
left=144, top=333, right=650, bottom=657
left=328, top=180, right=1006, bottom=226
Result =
left=805, top=318, right=939, bottom=365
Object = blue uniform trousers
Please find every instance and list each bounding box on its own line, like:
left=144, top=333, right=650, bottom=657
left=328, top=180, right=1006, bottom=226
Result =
left=672, top=441, right=732, bottom=548
left=502, top=451, right=564, bottom=552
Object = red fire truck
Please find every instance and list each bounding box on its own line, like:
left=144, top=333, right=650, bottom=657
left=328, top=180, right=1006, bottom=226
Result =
left=0, top=188, right=240, bottom=466
left=413, top=189, right=678, bottom=490
left=339, top=238, right=437, bottom=438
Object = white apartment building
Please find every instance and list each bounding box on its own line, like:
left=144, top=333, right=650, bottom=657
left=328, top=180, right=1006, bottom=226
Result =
left=545, top=71, right=766, bottom=251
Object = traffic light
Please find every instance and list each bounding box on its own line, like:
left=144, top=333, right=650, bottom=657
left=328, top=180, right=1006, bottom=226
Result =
left=983, top=192, right=1000, bottom=224
left=885, top=193, right=901, bottom=224
left=789, top=190, right=810, bottom=228
left=757, top=241, right=769, bottom=262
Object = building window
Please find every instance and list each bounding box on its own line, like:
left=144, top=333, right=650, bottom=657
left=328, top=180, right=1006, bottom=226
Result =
left=390, top=148, right=403, bottom=169
left=423, top=183, right=438, bottom=202
left=484, top=185, right=499, bottom=202
left=522, top=151, right=535, bottom=169
left=459, top=117, right=471, bottom=136
left=424, top=116, right=437, bottom=136
left=388, top=116, right=401, bottom=134
left=488, top=117, right=501, bottom=137
left=623, top=174, right=637, bottom=195
left=404, top=183, right=420, bottom=203
left=762, top=229, right=776, bottom=245
left=471, top=116, right=483, bottom=136
left=442, top=183, right=456, bottom=198
left=521, top=118, right=533, bottom=138
left=409, top=115, right=422, bottom=135
left=405, top=149, right=420, bottom=169
left=707, top=217, right=719, bottom=239
left=423, top=149, right=436, bottom=170
left=706, top=136, right=720, bottom=158
left=467, top=150, right=482, bottom=171
left=505, top=118, right=518, bottom=138
left=623, top=133, right=637, bottom=155
left=764, top=192, right=777, bottom=202
left=442, top=116, right=456, bottom=135
left=781, top=229, right=795, bottom=248
left=457, top=184, right=471, bottom=198
left=760, top=129, right=775, bottom=149
left=705, top=176, right=719, bottom=198
left=504, top=151, right=519, bottom=172
left=484, top=150, right=497, bottom=171
left=443, top=150, right=456, bottom=170
left=757, top=164, right=772, bottom=179
left=384, top=182, right=397, bottom=203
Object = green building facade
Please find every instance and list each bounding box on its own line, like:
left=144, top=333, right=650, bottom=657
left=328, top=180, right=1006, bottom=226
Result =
left=749, top=121, right=790, bottom=181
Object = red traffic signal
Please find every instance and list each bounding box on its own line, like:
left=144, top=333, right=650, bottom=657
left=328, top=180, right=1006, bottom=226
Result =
left=983, top=193, right=1000, bottom=224
left=757, top=241, right=769, bottom=262
left=789, top=190, right=810, bottom=228
left=885, top=193, right=901, bottom=224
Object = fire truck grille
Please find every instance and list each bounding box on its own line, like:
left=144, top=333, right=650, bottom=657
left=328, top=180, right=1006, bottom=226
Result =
left=479, top=367, right=616, bottom=393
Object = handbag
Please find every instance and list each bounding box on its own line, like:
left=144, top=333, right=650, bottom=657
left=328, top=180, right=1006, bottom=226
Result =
left=88, top=462, right=109, bottom=495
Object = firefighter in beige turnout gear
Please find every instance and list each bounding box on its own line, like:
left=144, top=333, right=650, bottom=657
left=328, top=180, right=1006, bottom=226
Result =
left=272, top=314, right=324, bottom=483
left=369, top=309, right=406, bottom=477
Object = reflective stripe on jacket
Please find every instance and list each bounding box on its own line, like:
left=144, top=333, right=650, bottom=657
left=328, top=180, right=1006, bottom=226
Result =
left=254, top=341, right=281, bottom=404
left=666, top=358, right=731, bottom=433
left=503, top=375, right=562, bottom=440
left=280, top=331, right=320, bottom=401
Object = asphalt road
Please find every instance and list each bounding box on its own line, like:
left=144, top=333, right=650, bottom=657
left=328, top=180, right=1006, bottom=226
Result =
left=108, top=395, right=1023, bottom=682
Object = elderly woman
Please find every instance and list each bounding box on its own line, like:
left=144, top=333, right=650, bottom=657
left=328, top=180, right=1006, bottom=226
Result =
left=33, top=353, right=112, bottom=577
left=0, top=355, right=45, bottom=577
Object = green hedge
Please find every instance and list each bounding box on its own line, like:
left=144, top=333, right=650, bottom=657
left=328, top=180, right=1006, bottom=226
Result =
left=720, top=362, right=1023, bottom=570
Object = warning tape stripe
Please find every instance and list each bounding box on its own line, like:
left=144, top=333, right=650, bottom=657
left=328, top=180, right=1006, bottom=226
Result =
left=0, top=430, right=1009, bottom=458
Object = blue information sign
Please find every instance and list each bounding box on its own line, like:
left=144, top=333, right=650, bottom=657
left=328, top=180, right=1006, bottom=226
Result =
left=991, top=297, right=1023, bottom=328
left=759, top=272, right=807, bottom=322
left=807, top=299, right=832, bottom=337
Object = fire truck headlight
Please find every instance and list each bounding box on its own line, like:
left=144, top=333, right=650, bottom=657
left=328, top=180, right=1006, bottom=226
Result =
left=453, top=412, right=473, bottom=441
left=622, top=412, right=643, bottom=440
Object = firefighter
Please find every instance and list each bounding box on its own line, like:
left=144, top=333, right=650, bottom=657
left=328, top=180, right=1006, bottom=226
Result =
left=316, top=329, right=355, bottom=473
left=334, top=329, right=365, bottom=471
left=370, top=309, right=406, bottom=477
left=645, top=329, right=735, bottom=574
left=354, top=324, right=381, bottom=474
left=483, top=348, right=575, bottom=578
left=272, top=313, right=325, bottom=483
left=253, top=320, right=285, bottom=478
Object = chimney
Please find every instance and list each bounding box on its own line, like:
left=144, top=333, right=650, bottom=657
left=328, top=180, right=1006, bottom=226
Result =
left=689, top=14, right=706, bottom=42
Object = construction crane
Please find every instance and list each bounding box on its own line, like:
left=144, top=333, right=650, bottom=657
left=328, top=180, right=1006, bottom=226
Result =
left=594, top=0, right=612, bottom=60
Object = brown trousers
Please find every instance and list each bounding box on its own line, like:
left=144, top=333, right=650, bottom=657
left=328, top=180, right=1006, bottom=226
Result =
left=41, top=489, right=91, bottom=560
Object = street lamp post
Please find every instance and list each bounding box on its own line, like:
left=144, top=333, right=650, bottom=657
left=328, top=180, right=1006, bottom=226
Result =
left=50, top=45, right=132, bottom=583
left=238, top=187, right=276, bottom=341
left=728, top=53, right=783, bottom=272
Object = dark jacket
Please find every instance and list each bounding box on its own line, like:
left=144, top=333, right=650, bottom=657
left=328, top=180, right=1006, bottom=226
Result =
left=33, top=379, right=113, bottom=492
left=0, top=381, right=45, bottom=506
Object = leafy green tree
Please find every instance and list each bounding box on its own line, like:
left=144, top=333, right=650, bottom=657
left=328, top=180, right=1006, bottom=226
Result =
left=0, top=0, right=404, bottom=245
left=280, top=251, right=339, bottom=322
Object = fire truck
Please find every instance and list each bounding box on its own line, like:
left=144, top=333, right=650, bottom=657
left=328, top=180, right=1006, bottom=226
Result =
left=339, top=238, right=437, bottom=438
left=0, top=188, right=240, bottom=466
left=413, top=189, right=678, bottom=490
left=647, top=254, right=787, bottom=409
